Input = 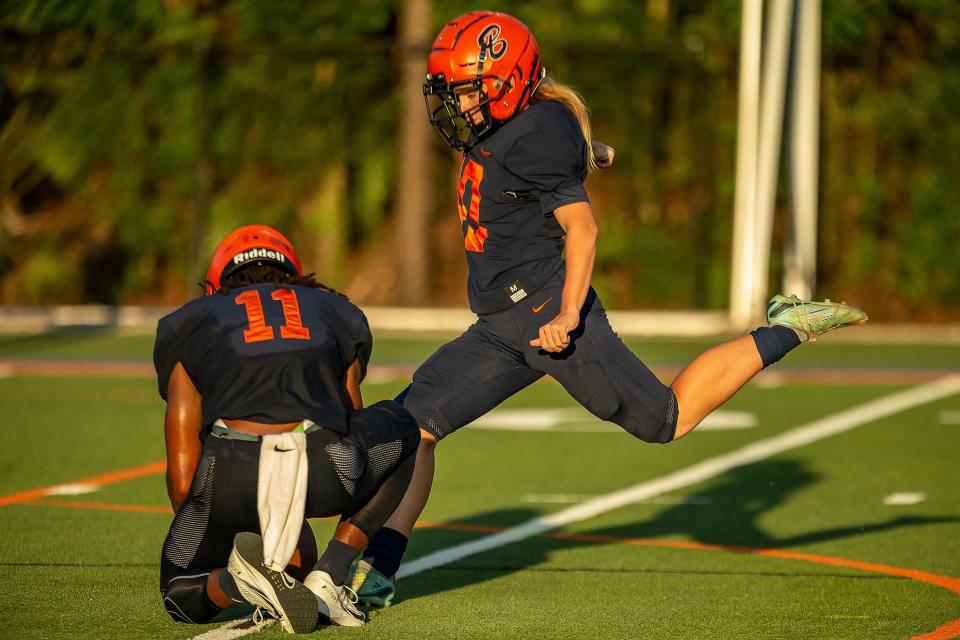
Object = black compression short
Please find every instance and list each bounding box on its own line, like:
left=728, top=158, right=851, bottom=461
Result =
left=159, top=400, right=419, bottom=590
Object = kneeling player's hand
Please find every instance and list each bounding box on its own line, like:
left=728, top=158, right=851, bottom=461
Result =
left=530, top=311, right=580, bottom=353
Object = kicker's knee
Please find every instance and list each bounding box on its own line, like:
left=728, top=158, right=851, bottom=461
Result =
left=162, top=573, right=222, bottom=624
left=609, top=387, right=679, bottom=444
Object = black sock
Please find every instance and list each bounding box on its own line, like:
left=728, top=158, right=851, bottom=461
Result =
left=750, top=325, right=802, bottom=368
left=362, top=527, right=408, bottom=578
left=218, top=570, right=244, bottom=603
left=315, top=539, right=358, bottom=586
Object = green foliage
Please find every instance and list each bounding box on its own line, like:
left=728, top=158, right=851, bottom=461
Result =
left=0, top=0, right=957, bottom=317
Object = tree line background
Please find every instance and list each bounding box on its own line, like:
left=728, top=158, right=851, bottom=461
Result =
left=1, top=0, right=957, bottom=320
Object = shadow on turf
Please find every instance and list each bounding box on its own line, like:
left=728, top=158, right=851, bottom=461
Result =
left=392, top=459, right=957, bottom=606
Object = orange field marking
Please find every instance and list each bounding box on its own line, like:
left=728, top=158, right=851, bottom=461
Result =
left=23, top=499, right=172, bottom=514
left=22, top=498, right=339, bottom=524
left=8, top=487, right=958, bottom=637
left=416, top=520, right=960, bottom=639
left=0, top=459, right=165, bottom=508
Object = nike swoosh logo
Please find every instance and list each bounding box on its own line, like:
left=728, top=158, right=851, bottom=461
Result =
left=532, top=297, right=553, bottom=313
left=281, top=572, right=297, bottom=589
left=479, top=146, right=491, bottom=157
left=274, top=445, right=295, bottom=452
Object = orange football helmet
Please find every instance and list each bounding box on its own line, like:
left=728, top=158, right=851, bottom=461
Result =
left=424, top=11, right=543, bottom=150
left=205, top=225, right=302, bottom=294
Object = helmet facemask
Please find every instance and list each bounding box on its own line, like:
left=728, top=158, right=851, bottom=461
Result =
left=424, top=73, right=506, bottom=151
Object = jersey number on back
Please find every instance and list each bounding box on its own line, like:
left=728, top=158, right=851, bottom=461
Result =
left=235, top=289, right=311, bottom=344
left=458, top=159, right=488, bottom=253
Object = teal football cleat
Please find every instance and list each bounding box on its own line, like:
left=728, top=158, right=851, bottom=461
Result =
left=348, top=559, right=396, bottom=609
left=766, top=294, right=868, bottom=342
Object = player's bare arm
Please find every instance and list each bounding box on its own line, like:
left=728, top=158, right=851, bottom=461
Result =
left=163, top=362, right=202, bottom=511
left=342, top=358, right=364, bottom=410
left=530, top=201, right=598, bottom=353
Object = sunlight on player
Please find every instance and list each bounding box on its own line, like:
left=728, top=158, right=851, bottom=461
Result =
left=156, top=225, right=420, bottom=632
left=350, top=10, right=868, bottom=608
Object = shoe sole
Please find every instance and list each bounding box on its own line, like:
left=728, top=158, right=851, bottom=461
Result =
left=230, top=532, right=319, bottom=634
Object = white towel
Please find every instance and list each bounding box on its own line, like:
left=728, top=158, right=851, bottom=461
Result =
left=257, top=430, right=308, bottom=572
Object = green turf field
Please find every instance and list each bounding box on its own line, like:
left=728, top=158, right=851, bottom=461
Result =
left=0, top=331, right=958, bottom=639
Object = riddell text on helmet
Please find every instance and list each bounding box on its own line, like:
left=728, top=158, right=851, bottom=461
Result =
left=231, top=248, right=287, bottom=266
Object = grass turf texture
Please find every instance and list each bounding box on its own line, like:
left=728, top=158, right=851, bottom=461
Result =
left=0, top=334, right=958, bottom=638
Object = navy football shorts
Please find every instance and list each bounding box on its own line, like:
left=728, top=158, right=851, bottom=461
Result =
left=159, top=400, right=419, bottom=590
left=398, top=279, right=678, bottom=444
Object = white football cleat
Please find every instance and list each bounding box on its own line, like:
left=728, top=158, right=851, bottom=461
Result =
left=304, top=569, right=366, bottom=627
left=227, top=532, right=319, bottom=634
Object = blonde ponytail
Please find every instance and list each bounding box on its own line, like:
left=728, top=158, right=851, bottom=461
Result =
left=531, top=76, right=599, bottom=173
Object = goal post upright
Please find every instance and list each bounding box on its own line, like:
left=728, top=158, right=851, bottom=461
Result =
left=784, top=0, right=821, bottom=302
left=731, top=0, right=817, bottom=331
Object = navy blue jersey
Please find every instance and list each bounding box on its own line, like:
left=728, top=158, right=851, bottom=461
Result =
left=154, top=283, right=371, bottom=436
left=458, top=100, right=589, bottom=314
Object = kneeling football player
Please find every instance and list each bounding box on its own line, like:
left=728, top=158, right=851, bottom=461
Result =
left=155, top=225, right=419, bottom=632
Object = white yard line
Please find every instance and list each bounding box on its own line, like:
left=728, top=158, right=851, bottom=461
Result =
left=192, top=374, right=960, bottom=639
left=46, top=483, right=100, bottom=496
left=191, top=617, right=275, bottom=639
left=884, top=492, right=927, bottom=506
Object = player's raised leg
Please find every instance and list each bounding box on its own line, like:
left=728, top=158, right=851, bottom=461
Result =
left=527, top=287, right=867, bottom=443
left=670, top=335, right=766, bottom=439
left=671, top=295, right=868, bottom=438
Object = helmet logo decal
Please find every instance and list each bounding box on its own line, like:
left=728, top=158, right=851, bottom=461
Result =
left=231, top=248, right=287, bottom=267
left=477, top=24, right=507, bottom=61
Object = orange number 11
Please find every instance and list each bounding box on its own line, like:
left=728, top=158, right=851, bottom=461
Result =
left=235, top=289, right=311, bottom=344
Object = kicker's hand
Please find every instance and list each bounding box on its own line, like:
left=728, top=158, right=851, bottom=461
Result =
left=591, top=140, right=615, bottom=169
left=530, top=311, right=580, bottom=353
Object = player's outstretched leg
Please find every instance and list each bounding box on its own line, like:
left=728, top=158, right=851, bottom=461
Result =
left=227, top=532, right=320, bottom=634
left=671, top=294, right=867, bottom=439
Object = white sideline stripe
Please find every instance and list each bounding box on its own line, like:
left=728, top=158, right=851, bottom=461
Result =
left=191, top=617, right=274, bottom=639
left=397, top=374, right=960, bottom=579
left=469, top=408, right=756, bottom=432
left=523, top=493, right=711, bottom=505
left=190, top=374, right=960, bottom=640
